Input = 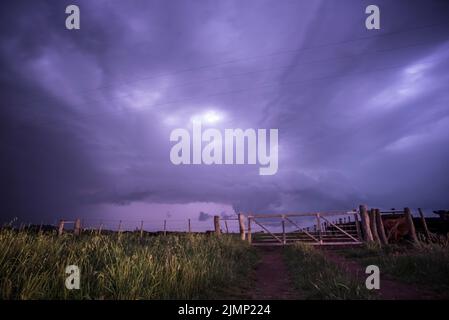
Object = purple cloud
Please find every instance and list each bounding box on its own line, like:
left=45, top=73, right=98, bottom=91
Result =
left=1, top=0, right=449, bottom=224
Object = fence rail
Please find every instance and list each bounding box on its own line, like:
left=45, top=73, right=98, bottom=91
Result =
left=245, top=212, right=362, bottom=246
left=4, top=205, right=446, bottom=247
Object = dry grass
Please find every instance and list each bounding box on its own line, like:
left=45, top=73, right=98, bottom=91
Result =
left=284, top=243, right=375, bottom=300
left=339, top=241, right=449, bottom=295
left=0, top=229, right=257, bottom=299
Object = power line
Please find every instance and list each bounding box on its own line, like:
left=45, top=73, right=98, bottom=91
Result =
left=30, top=50, right=447, bottom=127
left=76, top=22, right=449, bottom=92
left=10, top=36, right=447, bottom=121
left=9, top=22, right=449, bottom=108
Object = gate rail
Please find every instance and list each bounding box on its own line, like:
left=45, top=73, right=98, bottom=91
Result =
left=246, top=211, right=363, bottom=246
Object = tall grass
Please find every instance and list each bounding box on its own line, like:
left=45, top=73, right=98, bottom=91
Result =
left=284, top=243, right=375, bottom=300
left=339, top=242, right=449, bottom=295
left=0, top=229, right=257, bottom=300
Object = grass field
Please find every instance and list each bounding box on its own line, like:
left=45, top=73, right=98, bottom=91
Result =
left=284, top=243, right=375, bottom=300
left=2, top=226, right=448, bottom=300
left=338, top=242, right=449, bottom=296
left=0, top=229, right=257, bottom=299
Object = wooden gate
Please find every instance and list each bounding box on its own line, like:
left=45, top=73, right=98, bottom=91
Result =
left=247, top=212, right=363, bottom=246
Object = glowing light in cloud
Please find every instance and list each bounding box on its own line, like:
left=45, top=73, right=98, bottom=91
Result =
left=203, top=111, right=222, bottom=123
left=190, top=110, right=224, bottom=124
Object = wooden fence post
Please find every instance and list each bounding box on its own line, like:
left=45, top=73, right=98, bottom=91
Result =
left=359, top=205, right=374, bottom=242
left=140, top=220, right=144, bottom=239
left=98, top=222, right=103, bottom=235
left=238, top=213, right=246, bottom=240
left=74, top=218, right=81, bottom=236
left=214, top=215, right=221, bottom=236
left=247, top=217, right=252, bottom=244
left=404, top=207, right=419, bottom=244
left=418, top=208, right=431, bottom=242
left=224, top=220, right=229, bottom=234
left=282, top=216, right=286, bottom=245
left=188, top=219, right=191, bottom=233
left=354, top=213, right=362, bottom=241
left=369, top=209, right=381, bottom=244
left=58, top=220, right=65, bottom=236
left=375, top=209, right=388, bottom=245
left=163, top=220, right=167, bottom=236
left=316, top=213, right=323, bottom=244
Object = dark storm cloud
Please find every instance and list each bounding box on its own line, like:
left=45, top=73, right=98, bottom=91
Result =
left=1, top=0, right=449, bottom=222
left=198, top=211, right=213, bottom=222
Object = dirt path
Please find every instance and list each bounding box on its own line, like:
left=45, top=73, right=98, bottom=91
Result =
left=321, top=249, right=443, bottom=300
left=248, top=246, right=299, bottom=300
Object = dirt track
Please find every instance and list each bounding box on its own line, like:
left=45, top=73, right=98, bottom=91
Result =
left=248, top=247, right=299, bottom=300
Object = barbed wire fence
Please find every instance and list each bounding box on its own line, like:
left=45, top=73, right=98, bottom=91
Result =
left=0, top=215, right=246, bottom=236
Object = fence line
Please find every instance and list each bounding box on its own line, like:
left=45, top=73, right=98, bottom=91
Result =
left=3, top=206, right=447, bottom=247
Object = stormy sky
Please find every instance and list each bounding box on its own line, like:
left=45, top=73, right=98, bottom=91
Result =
left=1, top=0, right=448, bottom=228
